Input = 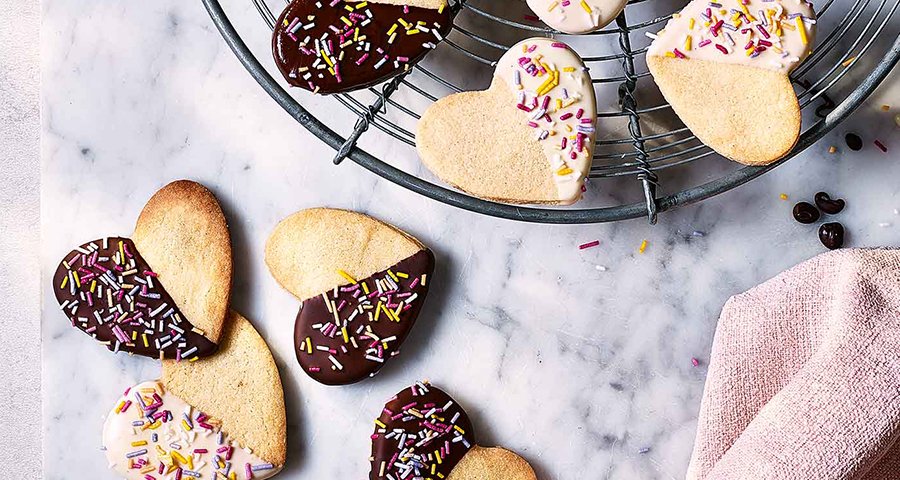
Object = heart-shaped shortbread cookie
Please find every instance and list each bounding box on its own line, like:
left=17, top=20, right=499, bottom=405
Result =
left=527, top=0, right=627, bottom=33
left=369, top=381, right=538, bottom=480
left=53, top=180, right=232, bottom=360
left=102, top=311, right=287, bottom=480
left=418, top=38, right=597, bottom=205
left=647, top=0, right=816, bottom=165
left=265, top=208, right=435, bottom=386
left=273, top=0, right=453, bottom=94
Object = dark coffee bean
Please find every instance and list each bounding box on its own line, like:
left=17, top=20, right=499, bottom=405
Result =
left=814, top=192, right=846, bottom=215
left=792, top=202, right=820, bottom=224
left=845, top=133, right=863, bottom=151
left=818, top=222, right=845, bottom=250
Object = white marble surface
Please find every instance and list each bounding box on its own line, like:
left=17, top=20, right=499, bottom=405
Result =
left=40, top=0, right=899, bottom=479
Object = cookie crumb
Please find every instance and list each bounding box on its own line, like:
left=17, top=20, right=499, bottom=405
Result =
left=881, top=104, right=891, bottom=111
left=828, top=145, right=837, bottom=154
left=841, top=56, right=856, bottom=67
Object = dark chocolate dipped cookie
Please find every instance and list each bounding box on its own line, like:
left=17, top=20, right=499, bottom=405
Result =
left=265, top=208, right=435, bottom=385
left=54, top=237, right=216, bottom=359
left=370, top=382, right=538, bottom=480
left=272, top=0, right=453, bottom=94
left=52, top=180, right=232, bottom=360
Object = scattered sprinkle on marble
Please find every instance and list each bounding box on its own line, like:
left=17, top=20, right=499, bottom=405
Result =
left=878, top=222, right=892, bottom=228
left=779, top=193, right=789, bottom=200
left=691, top=230, right=706, bottom=237
left=841, top=56, right=856, bottom=67
left=579, top=240, right=600, bottom=250
left=639, top=447, right=651, bottom=454
left=638, top=239, right=648, bottom=254
left=691, top=357, right=700, bottom=367
left=874, top=139, right=887, bottom=153
left=595, top=265, right=608, bottom=271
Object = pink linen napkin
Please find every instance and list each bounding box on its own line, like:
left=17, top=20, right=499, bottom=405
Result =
left=688, top=248, right=900, bottom=480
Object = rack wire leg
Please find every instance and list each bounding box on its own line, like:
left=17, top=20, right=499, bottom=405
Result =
left=615, top=13, right=660, bottom=224
left=332, top=73, right=408, bottom=165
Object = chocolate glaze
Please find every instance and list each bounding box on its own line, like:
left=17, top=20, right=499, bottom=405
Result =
left=294, top=249, right=435, bottom=385
left=370, top=382, right=475, bottom=480
left=272, top=0, right=453, bottom=94
left=53, top=237, right=216, bottom=359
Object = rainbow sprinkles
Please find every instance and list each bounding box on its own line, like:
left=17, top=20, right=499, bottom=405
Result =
left=102, top=381, right=279, bottom=480
left=527, top=0, right=630, bottom=33
left=495, top=38, right=597, bottom=204
left=647, top=0, right=817, bottom=73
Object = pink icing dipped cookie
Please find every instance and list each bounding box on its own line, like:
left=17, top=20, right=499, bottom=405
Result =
left=417, top=38, right=597, bottom=205
left=647, top=0, right=817, bottom=165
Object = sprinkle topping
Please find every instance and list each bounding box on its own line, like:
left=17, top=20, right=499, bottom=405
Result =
left=369, top=381, right=475, bottom=480
left=273, top=0, right=453, bottom=94
left=527, top=0, right=627, bottom=34
left=495, top=38, right=597, bottom=204
left=103, top=381, right=279, bottom=480
left=53, top=237, right=216, bottom=360
left=294, top=249, right=435, bottom=385
left=647, top=0, right=816, bottom=73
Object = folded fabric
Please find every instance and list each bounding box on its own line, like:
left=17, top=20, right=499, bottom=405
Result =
left=688, top=248, right=900, bottom=480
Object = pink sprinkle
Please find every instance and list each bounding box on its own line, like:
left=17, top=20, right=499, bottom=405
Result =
left=715, top=44, right=729, bottom=54
left=691, top=357, right=700, bottom=367
left=579, top=240, right=600, bottom=250
left=673, top=48, right=686, bottom=59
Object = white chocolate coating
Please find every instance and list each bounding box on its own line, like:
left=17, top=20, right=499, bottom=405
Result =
left=527, top=0, right=628, bottom=33
left=647, top=0, right=816, bottom=73
left=494, top=38, right=597, bottom=204
left=102, top=381, right=280, bottom=480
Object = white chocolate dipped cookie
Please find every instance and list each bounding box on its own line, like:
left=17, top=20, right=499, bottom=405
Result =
left=102, top=311, right=287, bottom=480
left=417, top=38, right=597, bottom=205
left=527, top=0, right=628, bottom=33
left=647, top=0, right=817, bottom=165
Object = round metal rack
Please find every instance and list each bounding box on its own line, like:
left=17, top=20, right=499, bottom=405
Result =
left=202, top=0, right=900, bottom=224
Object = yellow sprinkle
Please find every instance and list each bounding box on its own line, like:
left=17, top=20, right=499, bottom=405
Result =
left=689, top=18, right=695, bottom=29
left=795, top=17, right=807, bottom=45
left=881, top=104, right=890, bottom=111
left=580, top=0, right=592, bottom=13
left=780, top=193, right=789, bottom=200
left=435, top=450, right=443, bottom=464
left=115, top=400, right=126, bottom=414
left=142, top=333, right=148, bottom=348
left=337, top=269, right=357, bottom=284
left=557, top=167, right=574, bottom=176
left=361, top=281, right=370, bottom=295
left=374, top=302, right=382, bottom=322
left=60, top=275, right=68, bottom=289
left=182, top=419, right=192, bottom=431
left=131, top=440, right=148, bottom=447
left=396, top=271, right=409, bottom=279
left=90, top=279, right=97, bottom=293
left=684, top=35, right=692, bottom=51
left=118, top=241, right=125, bottom=264
left=306, top=336, right=312, bottom=354
left=639, top=239, right=648, bottom=254
left=73, top=271, right=80, bottom=288
left=342, top=327, right=349, bottom=344
left=562, top=66, right=576, bottom=72
left=340, top=16, right=352, bottom=26
left=375, top=419, right=386, bottom=428
left=842, top=56, right=856, bottom=67
left=665, top=51, right=677, bottom=58
left=388, top=270, right=399, bottom=282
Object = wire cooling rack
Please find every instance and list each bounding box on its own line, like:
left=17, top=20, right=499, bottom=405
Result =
left=202, top=0, right=900, bottom=224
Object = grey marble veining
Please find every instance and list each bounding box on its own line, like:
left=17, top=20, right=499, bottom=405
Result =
left=41, top=0, right=898, bottom=478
